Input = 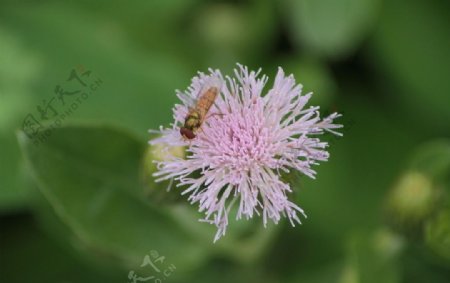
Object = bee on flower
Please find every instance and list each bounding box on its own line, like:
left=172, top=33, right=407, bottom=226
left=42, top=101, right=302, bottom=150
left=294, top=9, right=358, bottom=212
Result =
left=150, top=64, right=343, bottom=242
left=179, top=77, right=222, bottom=140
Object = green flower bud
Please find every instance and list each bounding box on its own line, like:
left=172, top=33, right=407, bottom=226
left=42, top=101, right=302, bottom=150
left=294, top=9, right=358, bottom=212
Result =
left=141, top=143, right=185, bottom=203
left=385, top=171, right=437, bottom=235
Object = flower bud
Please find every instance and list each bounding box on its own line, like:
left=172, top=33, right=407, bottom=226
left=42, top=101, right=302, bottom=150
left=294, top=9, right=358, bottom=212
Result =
left=141, top=143, right=185, bottom=203
left=385, top=171, right=437, bottom=235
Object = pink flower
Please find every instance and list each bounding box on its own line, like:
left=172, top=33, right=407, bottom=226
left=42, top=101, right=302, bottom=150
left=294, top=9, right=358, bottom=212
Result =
left=150, top=64, right=342, bottom=242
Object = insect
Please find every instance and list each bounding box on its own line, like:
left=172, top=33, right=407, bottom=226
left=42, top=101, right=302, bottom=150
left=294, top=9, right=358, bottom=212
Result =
left=180, top=83, right=220, bottom=140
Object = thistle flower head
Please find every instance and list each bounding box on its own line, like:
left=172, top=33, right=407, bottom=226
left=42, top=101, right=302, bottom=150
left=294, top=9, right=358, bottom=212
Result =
left=150, top=64, right=342, bottom=242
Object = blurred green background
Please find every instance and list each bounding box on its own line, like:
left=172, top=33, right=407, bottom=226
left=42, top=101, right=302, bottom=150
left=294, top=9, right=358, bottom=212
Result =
left=1, top=0, right=449, bottom=282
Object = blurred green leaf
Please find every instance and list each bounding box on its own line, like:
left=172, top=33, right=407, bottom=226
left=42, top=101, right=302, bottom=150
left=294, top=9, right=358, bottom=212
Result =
left=296, top=94, right=422, bottom=241
left=190, top=0, right=277, bottom=69
left=0, top=1, right=194, bottom=138
left=0, top=0, right=205, bottom=214
left=166, top=203, right=280, bottom=265
left=289, top=262, right=344, bottom=283
left=425, top=209, right=450, bottom=262
left=17, top=124, right=209, bottom=274
left=370, top=0, right=450, bottom=132
left=339, top=230, right=402, bottom=283
left=0, top=26, right=41, bottom=130
left=400, top=244, right=450, bottom=283
left=0, top=26, right=42, bottom=212
left=0, top=1, right=195, bottom=211
left=408, top=140, right=450, bottom=182
left=0, top=214, right=124, bottom=283
left=0, top=135, right=30, bottom=212
left=282, top=0, right=379, bottom=58
left=184, top=260, right=275, bottom=283
left=17, top=123, right=278, bottom=277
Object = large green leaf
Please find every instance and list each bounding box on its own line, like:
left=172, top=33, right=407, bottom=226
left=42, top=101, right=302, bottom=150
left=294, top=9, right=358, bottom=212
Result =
left=17, top=124, right=209, bottom=276
left=0, top=214, right=124, bottom=283
left=190, top=0, right=277, bottom=70
left=425, top=209, right=450, bottom=262
left=342, top=230, right=402, bottom=283
left=17, top=123, right=279, bottom=277
left=282, top=0, right=379, bottom=58
left=408, top=140, right=450, bottom=182
left=0, top=1, right=195, bottom=211
left=370, top=0, right=450, bottom=132
left=0, top=1, right=195, bottom=139
left=0, top=26, right=41, bottom=212
left=296, top=94, right=422, bottom=240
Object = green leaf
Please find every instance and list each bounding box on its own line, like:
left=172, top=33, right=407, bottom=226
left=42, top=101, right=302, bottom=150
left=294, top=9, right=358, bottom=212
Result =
left=17, top=124, right=209, bottom=275
left=0, top=1, right=195, bottom=139
left=408, top=140, right=450, bottom=182
left=166, top=203, right=280, bottom=265
left=339, top=230, right=403, bottom=283
left=296, top=94, right=422, bottom=241
left=282, top=0, right=379, bottom=58
left=425, top=209, right=450, bottom=262
left=0, top=214, right=125, bottom=283
left=0, top=26, right=42, bottom=212
left=0, top=135, right=30, bottom=212
left=370, top=0, right=450, bottom=132
left=190, top=0, right=277, bottom=69
left=0, top=1, right=195, bottom=210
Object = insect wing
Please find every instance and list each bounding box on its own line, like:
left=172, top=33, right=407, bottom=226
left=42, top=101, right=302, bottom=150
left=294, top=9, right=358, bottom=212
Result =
left=176, top=89, right=197, bottom=110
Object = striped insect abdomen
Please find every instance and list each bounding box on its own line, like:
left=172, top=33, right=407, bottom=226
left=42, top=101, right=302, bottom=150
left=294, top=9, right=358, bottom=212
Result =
left=195, top=87, right=218, bottom=119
